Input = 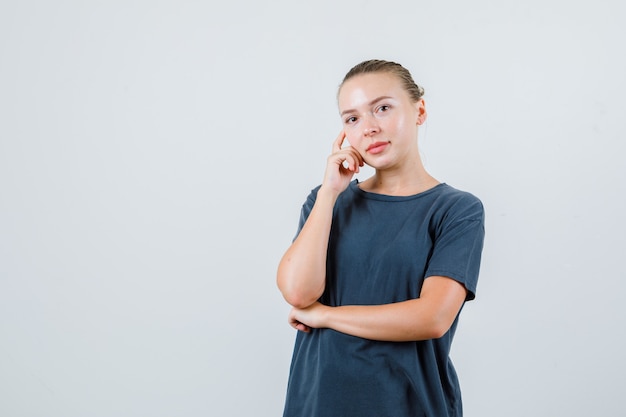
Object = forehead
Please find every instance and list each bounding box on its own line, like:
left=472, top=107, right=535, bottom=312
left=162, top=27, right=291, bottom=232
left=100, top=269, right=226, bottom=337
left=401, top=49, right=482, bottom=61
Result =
left=338, top=72, right=406, bottom=111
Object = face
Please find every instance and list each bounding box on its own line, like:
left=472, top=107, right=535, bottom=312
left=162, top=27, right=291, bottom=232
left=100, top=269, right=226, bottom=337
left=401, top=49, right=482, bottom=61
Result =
left=338, top=72, right=426, bottom=170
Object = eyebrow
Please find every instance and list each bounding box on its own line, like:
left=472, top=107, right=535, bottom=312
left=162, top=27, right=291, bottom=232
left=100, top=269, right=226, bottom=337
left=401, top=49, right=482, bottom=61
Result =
left=340, top=96, right=393, bottom=117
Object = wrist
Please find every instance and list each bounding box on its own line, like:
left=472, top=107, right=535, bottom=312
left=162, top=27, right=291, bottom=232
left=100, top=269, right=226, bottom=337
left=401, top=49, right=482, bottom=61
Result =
left=319, top=304, right=333, bottom=329
left=317, top=184, right=344, bottom=200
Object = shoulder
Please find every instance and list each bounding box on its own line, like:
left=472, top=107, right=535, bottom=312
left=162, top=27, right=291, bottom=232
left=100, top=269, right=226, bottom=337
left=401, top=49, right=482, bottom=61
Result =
left=432, top=184, right=484, bottom=222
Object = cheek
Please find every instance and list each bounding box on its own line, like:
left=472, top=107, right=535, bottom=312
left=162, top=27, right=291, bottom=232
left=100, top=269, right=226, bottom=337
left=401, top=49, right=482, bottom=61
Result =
left=390, top=116, right=415, bottom=138
left=344, top=132, right=362, bottom=148
left=391, top=114, right=408, bottom=131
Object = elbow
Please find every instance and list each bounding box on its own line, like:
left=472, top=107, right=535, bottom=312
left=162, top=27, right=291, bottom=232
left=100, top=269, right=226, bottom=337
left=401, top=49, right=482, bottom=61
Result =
left=276, top=272, right=322, bottom=309
left=276, top=256, right=324, bottom=308
left=282, top=292, right=319, bottom=309
left=277, top=281, right=321, bottom=309
left=427, top=323, right=450, bottom=340
left=422, top=316, right=454, bottom=340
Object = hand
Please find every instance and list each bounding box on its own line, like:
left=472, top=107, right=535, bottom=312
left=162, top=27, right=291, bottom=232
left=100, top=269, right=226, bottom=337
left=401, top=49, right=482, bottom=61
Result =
left=321, top=131, right=364, bottom=194
left=288, top=302, right=329, bottom=333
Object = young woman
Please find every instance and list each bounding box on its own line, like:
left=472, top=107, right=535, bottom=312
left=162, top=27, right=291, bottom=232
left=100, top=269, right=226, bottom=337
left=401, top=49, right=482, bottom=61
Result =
left=277, top=59, right=485, bottom=417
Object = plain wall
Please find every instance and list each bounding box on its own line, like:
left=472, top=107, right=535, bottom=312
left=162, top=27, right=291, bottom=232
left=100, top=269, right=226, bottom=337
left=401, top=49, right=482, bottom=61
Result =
left=1, top=1, right=625, bottom=416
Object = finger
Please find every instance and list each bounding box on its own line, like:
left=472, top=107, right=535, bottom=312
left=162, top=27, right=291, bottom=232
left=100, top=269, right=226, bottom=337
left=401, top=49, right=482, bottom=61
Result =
left=344, top=155, right=357, bottom=172
left=338, top=146, right=363, bottom=166
left=352, top=148, right=365, bottom=167
left=343, top=150, right=363, bottom=172
left=289, top=318, right=311, bottom=333
left=347, top=147, right=364, bottom=167
left=332, top=131, right=347, bottom=153
left=288, top=317, right=300, bottom=330
left=297, top=323, right=311, bottom=333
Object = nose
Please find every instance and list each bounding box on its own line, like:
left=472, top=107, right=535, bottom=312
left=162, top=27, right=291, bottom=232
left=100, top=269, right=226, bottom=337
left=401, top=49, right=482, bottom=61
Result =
left=362, top=115, right=380, bottom=136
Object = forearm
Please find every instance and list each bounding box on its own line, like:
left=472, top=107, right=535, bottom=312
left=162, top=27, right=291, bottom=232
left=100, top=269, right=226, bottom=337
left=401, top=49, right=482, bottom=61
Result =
left=277, top=186, right=339, bottom=308
left=290, top=277, right=467, bottom=341
left=322, top=299, right=449, bottom=342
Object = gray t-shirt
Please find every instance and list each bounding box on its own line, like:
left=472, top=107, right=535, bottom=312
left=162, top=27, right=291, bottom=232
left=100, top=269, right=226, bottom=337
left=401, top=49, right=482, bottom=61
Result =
left=283, top=180, right=485, bottom=417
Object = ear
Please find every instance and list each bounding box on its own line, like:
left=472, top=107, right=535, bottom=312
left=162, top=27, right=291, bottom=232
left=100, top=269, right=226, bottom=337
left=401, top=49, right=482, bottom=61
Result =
left=415, top=99, right=427, bottom=125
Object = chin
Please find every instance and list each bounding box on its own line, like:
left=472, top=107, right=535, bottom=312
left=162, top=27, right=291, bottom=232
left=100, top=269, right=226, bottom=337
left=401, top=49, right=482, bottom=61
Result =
left=368, top=157, right=395, bottom=170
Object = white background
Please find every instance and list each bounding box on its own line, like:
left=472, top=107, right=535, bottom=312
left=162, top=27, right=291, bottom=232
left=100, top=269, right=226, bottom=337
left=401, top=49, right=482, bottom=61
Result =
left=1, top=1, right=625, bottom=416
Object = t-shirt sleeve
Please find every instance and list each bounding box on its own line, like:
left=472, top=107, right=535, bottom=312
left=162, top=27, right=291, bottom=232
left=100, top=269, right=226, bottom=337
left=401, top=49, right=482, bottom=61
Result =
left=293, top=185, right=320, bottom=241
left=425, top=193, right=485, bottom=300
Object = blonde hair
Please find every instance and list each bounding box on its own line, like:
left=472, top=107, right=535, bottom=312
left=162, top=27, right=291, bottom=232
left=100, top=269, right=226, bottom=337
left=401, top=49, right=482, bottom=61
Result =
left=339, top=59, right=425, bottom=102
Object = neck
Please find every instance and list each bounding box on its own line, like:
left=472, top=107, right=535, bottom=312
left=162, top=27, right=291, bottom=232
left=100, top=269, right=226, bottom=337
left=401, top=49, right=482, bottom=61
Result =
left=360, top=159, right=439, bottom=196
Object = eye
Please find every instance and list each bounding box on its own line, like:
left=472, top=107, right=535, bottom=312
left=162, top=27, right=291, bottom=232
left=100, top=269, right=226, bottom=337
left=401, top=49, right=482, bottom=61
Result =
left=344, top=116, right=358, bottom=124
left=377, top=104, right=390, bottom=113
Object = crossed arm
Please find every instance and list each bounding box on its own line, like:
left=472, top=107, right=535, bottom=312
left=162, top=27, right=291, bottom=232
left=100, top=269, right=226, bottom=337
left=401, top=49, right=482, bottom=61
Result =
left=287, top=276, right=467, bottom=342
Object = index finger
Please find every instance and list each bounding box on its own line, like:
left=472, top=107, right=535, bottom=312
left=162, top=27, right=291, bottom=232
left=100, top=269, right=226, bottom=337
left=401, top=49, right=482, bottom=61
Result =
left=332, top=131, right=347, bottom=152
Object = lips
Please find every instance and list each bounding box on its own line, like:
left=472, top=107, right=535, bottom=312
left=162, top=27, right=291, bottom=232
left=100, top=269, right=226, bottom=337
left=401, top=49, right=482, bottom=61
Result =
left=366, top=141, right=390, bottom=154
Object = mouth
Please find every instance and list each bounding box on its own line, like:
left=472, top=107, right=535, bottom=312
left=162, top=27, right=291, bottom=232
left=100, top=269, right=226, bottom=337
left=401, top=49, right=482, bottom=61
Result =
left=366, top=141, right=390, bottom=154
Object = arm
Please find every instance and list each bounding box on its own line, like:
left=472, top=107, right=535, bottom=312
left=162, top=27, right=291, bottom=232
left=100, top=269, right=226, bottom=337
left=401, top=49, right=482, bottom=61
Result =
left=288, top=276, right=467, bottom=341
left=276, top=187, right=338, bottom=308
left=277, top=132, right=363, bottom=309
